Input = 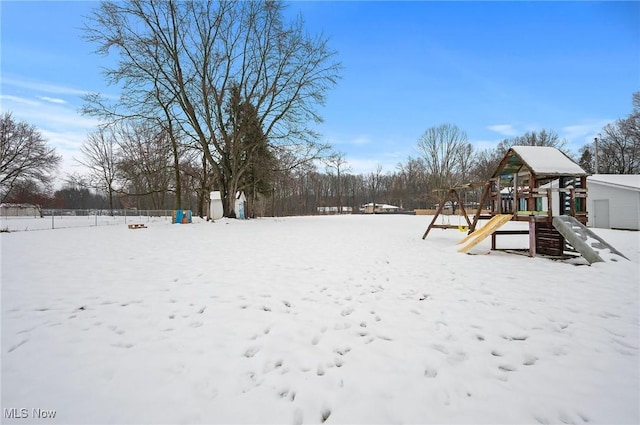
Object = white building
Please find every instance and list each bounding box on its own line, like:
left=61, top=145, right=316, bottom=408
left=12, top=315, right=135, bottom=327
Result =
left=0, top=203, right=40, bottom=217
left=587, top=174, right=640, bottom=230
left=361, top=203, right=400, bottom=214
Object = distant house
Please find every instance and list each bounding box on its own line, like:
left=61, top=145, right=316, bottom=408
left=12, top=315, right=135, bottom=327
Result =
left=0, top=203, right=41, bottom=217
left=361, top=203, right=400, bottom=214
left=587, top=174, right=640, bottom=230
left=316, top=206, right=353, bottom=214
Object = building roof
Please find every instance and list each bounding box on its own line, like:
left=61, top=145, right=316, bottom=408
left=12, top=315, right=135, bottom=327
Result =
left=493, top=146, right=588, bottom=178
left=588, top=174, right=640, bottom=191
left=362, top=203, right=399, bottom=209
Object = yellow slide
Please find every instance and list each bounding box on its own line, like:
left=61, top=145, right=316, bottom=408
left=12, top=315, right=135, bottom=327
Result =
left=457, top=214, right=513, bottom=253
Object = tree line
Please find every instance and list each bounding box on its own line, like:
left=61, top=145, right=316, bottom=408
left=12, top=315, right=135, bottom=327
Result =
left=2, top=91, right=638, bottom=216
left=1, top=1, right=638, bottom=216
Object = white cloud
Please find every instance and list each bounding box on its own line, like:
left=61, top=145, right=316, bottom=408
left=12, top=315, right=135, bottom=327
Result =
left=561, top=120, right=612, bottom=140
left=325, top=134, right=372, bottom=147
left=561, top=119, right=615, bottom=150
left=2, top=76, right=89, bottom=97
left=469, top=139, right=500, bottom=151
left=0, top=94, right=41, bottom=107
left=1, top=93, right=103, bottom=183
left=487, top=124, right=519, bottom=136
left=39, top=96, right=67, bottom=104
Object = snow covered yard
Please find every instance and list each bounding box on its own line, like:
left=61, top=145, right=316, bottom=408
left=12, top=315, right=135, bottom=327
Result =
left=1, top=215, right=639, bottom=424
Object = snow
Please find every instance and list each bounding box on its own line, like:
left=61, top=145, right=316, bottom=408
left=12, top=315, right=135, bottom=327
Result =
left=511, top=146, right=587, bottom=176
left=2, top=215, right=639, bottom=424
left=589, top=174, right=640, bottom=191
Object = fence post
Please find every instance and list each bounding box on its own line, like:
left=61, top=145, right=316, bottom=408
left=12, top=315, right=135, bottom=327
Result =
left=52, top=213, right=55, bottom=230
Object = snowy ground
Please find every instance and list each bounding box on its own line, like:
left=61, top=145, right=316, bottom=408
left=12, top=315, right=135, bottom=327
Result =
left=1, top=215, right=639, bottom=424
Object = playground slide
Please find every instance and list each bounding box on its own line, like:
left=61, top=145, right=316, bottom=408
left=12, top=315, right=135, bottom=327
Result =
left=552, top=216, right=629, bottom=264
left=457, top=214, right=513, bottom=253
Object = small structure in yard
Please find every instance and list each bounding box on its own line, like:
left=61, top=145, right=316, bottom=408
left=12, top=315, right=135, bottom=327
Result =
left=422, top=184, right=489, bottom=237
left=128, top=223, right=147, bottom=230
left=209, top=191, right=224, bottom=220
left=587, top=174, right=640, bottom=230
left=172, top=209, right=192, bottom=224
left=424, top=146, right=628, bottom=264
left=235, top=191, right=246, bottom=219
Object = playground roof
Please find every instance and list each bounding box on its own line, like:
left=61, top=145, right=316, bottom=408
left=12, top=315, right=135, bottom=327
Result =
left=493, top=146, right=588, bottom=179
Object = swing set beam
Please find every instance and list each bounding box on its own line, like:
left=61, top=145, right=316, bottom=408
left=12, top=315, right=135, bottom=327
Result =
left=421, top=182, right=490, bottom=240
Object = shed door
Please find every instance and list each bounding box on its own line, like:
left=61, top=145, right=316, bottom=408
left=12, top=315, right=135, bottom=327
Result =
left=593, top=199, right=610, bottom=229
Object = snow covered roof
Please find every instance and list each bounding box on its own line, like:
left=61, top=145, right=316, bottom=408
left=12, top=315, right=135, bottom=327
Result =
left=588, top=174, right=640, bottom=192
left=493, top=146, right=587, bottom=178
left=362, top=203, right=399, bottom=209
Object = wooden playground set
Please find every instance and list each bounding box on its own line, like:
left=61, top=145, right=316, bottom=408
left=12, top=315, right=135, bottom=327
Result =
left=422, top=146, right=628, bottom=264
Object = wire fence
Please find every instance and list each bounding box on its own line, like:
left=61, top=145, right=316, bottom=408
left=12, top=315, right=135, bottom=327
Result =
left=0, top=209, right=181, bottom=232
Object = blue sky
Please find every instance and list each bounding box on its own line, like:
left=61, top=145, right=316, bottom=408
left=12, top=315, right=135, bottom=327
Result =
left=1, top=1, right=639, bottom=178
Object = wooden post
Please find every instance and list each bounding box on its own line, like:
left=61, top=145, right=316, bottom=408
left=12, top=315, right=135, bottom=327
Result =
left=496, top=179, right=502, bottom=214
left=513, top=172, right=518, bottom=214
left=527, top=173, right=536, bottom=212
left=529, top=215, right=536, bottom=257
left=422, top=190, right=449, bottom=239
left=470, top=182, right=491, bottom=233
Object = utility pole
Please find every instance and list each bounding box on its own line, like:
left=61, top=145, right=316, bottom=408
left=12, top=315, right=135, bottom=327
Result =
left=594, top=137, right=599, bottom=174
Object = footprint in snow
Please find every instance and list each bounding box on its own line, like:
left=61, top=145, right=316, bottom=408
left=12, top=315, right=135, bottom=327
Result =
left=8, top=339, right=28, bottom=353
left=341, top=307, right=354, bottom=316
left=334, top=347, right=351, bottom=356
left=320, top=407, right=331, bottom=423
left=424, top=368, right=438, bottom=378
left=244, top=346, right=260, bottom=358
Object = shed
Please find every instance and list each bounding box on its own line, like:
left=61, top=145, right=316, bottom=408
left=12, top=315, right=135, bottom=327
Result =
left=587, top=174, right=640, bottom=230
left=235, top=191, right=246, bottom=219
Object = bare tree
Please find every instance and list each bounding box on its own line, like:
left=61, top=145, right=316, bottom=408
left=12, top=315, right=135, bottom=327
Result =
left=417, top=123, right=471, bottom=195
left=597, top=121, right=640, bottom=174
left=117, top=121, right=175, bottom=209
left=495, top=129, right=568, bottom=156
left=367, top=164, right=384, bottom=211
left=0, top=112, right=61, bottom=203
left=577, top=144, right=595, bottom=174
left=324, top=151, right=351, bottom=213
left=395, top=157, right=428, bottom=209
left=595, top=92, right=640, bottom=174
left=76, top=126, right=121, bottom=212
left=83, top=0, right=341, bottom=216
